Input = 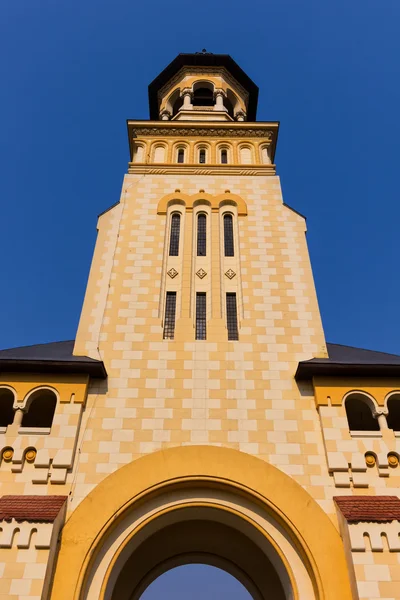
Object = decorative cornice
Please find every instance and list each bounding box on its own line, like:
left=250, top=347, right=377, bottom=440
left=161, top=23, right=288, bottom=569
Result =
left=131, top=126, right=275, bottom=139
left=128, top=164, right=276, bottom=176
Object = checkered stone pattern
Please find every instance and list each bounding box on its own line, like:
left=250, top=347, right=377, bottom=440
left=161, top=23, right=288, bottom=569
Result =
left=71, top=172, right=331, bottom=511
left=346, top=522, right=400, bottom=599
left=0, top=495, right=66, bottom=600
left=0, top=545, right=50, bottom=600
left=0, top=389, right=85, bottom=497
left=320, top=405, right=400, bottom=491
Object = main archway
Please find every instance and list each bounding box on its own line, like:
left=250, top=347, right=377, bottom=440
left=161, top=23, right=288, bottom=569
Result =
left=49, top=446, right=353, bottom=600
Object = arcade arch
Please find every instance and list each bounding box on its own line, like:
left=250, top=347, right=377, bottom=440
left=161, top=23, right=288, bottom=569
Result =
left=49, top=446, right=353, bottom=600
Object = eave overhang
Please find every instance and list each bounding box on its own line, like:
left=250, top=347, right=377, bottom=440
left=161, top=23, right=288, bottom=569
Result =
left=295, top=361, right=400, bottom=381
left=0, top=359, right=107, bottom=379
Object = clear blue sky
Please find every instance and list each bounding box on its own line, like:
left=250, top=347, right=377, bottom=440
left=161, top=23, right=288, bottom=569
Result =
left=141, top=565, right=252, bottom=599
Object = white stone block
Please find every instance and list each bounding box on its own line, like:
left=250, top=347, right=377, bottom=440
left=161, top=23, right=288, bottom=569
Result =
left=333, top=471, right=350, bottom=487
left=350, top=453, right=367, bottom=472
left=51, top=468, right=68, bottom=484
left=35, top=449, right=51, bottom=468
left=327, top=452, right=348, bottom=471
left=53, top=449, right=74, bottom=468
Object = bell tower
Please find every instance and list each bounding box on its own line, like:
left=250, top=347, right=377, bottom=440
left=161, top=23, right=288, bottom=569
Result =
left=74, top=50, right=327, bottom=458
left=151, top=50, right=256, bottom=122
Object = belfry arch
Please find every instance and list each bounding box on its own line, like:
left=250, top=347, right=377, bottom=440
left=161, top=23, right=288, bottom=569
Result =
left=50, top=446, right=353, bottom=600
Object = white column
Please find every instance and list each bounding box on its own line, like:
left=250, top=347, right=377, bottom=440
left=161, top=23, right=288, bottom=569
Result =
left=375, top=410, right=389, bottom=430
left=13, top=408, right=24, bottom=428
left=214, top=90, right=226, bottom=111
left=181, top=89, right=193, bottom=110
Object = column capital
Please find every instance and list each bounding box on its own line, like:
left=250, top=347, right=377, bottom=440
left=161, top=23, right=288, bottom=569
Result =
left=159, top=109, right=171, bottom=121
left=235, top=110, right=246, bottom=122
left=213, top=88, right=227, bottom=99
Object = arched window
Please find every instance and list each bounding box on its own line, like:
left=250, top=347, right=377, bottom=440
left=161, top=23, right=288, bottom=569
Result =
left=223, top=214, right=234, bottom=257
left=133, top=144, right=144, bottom=163
left=221, top=149, right=228, bottom=164
left=171, top=91, right=183, bottom=117
left=387, top=396, right=400, bottom=431
left=261, top=146, right=271, bottom=164
left=197, top=214, right=206, bottom=256
left=0, top=389, right=15, bottom=428
left=239, top=146, right=252, bottom=164
left=21, top=390, right=57, bottom=429
left=345, top=395, right=379, bottom=431
left=154, top=145, right=166, bottom=163
left=192, top=87, right=214, bottom=107
left=177, top=148, right=185, bottom=163
left=224, top=89, right=238, bottom=118
left=169, top=213, right=181, bottom=256
left=199, top=149, right=206, bottom=164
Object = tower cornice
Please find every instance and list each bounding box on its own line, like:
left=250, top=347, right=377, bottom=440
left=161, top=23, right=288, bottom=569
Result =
left=127, top=119, right=280, bottom=164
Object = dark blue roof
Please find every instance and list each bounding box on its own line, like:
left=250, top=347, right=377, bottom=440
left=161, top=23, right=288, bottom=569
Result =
left=0, top=340, right=106, bottom=377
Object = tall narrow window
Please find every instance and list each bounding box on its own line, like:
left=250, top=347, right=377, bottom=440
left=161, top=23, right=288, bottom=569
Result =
left=223, top=214, right=234, bottom=257
left=177, top=148, right=184, bottom=163
left=226, top=293, right=239, bottom=340
left=197, top=214, right=206, bottom=256
left=199, top=149, right=206, bottom=164
left=221, top=149, right=228, bottom=164
left=163, top=292, right=177, bottom=340
left=169, top=213, right=181, bottom=256
left=196, top=293, right=207, bottom=340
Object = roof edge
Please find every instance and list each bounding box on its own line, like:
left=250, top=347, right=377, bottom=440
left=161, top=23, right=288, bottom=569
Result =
left=0, top=358, right=107, bottom=379
left=295, top=362, right=400, bottom=381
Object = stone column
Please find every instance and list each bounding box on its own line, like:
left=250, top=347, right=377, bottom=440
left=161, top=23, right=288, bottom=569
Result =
left=374, top=409, right=389, bottom=430
left=181, top=88, right=193, bottom=110
left=214, top=89, right=227, bottom=111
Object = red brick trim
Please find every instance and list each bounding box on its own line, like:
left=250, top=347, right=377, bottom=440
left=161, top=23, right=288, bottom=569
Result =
left=0, top=495, right=67, bottom=523
left=334, top=495, right=400, bottom=523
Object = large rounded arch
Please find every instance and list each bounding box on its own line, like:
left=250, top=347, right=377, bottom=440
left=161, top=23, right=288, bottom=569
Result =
left=50, top=445, right=353, bottom=600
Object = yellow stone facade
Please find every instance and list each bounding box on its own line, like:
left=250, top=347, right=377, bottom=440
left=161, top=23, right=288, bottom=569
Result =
left=1, top=52, right=400, bottom=599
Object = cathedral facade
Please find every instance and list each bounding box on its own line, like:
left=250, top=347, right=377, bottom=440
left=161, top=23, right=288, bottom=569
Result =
left=0, top=52, right=400, bottom=599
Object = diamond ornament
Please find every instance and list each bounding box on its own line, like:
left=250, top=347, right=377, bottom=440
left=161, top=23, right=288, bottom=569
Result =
left=196, top=268, right=207, bottom=279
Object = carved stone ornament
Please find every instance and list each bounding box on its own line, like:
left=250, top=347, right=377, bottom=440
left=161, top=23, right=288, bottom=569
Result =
left=167, top=268, right=178, bottom=279
left=214, top=88, right=227, bottom=98
left=196, top=268, right=207, bottom=279
left=132, top=127, right=274, bottom=140
left=225, top=269, right=236, bottom=279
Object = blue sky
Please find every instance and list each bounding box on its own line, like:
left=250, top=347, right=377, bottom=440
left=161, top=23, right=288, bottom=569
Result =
left=141, top=565, right=252, bottom=599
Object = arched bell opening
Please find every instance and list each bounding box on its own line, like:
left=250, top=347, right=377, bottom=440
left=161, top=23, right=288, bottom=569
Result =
left=192, top=81, right=215, bottom=107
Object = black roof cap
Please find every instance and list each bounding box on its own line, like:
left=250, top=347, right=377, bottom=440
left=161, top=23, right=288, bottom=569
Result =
left=148, top=53, right=259, bottom=121
left=0, top=340, right=106, bottom=378
left=296, top=342, right=400, bottom=380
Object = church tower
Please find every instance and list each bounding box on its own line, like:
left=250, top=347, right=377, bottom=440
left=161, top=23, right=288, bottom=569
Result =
left=1, top=52, right=400, bottom=600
